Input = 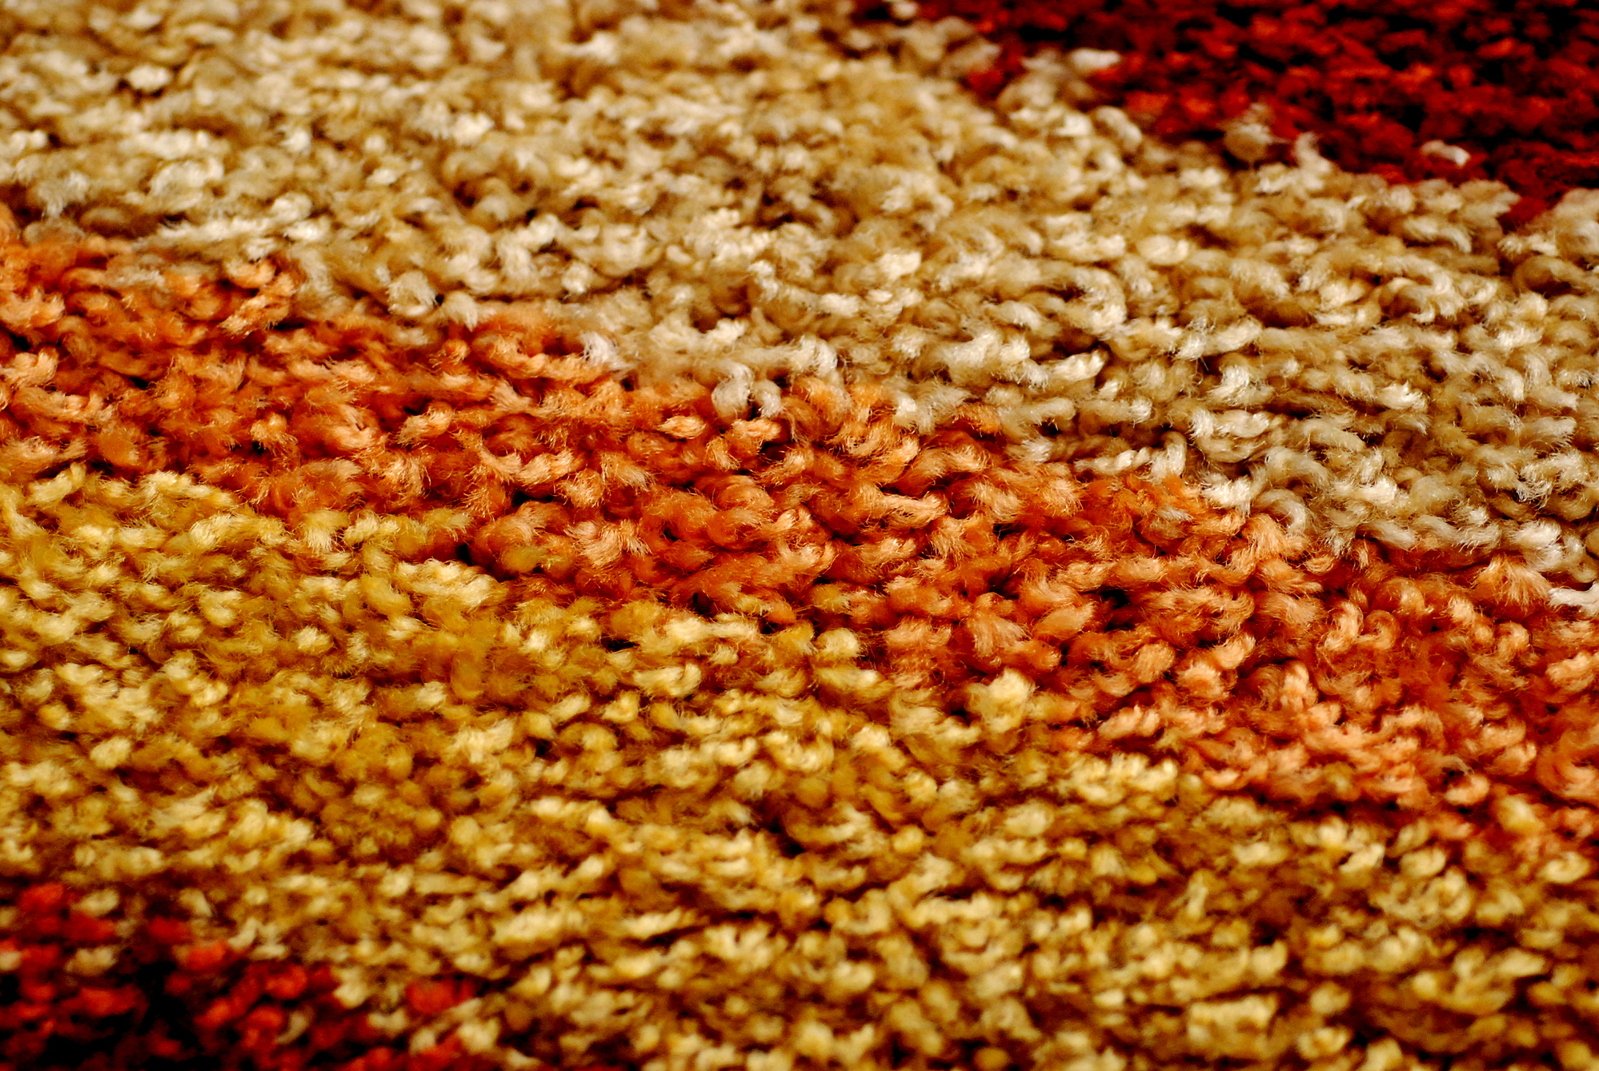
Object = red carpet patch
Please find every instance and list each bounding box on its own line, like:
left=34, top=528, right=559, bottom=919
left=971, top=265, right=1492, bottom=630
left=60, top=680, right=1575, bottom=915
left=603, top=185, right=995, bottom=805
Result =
left=872, top=0, right=1599, bottom=223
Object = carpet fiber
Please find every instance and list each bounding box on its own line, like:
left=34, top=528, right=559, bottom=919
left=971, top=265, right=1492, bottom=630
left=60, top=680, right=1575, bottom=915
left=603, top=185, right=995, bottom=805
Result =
left=4, top=2, right=1599, bottom=1069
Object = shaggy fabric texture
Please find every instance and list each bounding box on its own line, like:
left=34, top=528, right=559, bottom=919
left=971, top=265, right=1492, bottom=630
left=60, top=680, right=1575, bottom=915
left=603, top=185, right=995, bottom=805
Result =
left=3, top=2, right=1599, bottom=1069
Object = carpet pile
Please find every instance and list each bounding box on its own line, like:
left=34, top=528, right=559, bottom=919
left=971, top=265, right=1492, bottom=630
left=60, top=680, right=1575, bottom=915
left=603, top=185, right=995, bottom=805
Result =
left=3, top=2, right=1599, bottom=1069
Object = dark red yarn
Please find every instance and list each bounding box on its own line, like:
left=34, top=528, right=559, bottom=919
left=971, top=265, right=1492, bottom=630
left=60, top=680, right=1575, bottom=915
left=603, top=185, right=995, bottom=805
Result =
left=0, top=883, right=625, bottom=1071
left=867, top=0, right=1599, bottom=224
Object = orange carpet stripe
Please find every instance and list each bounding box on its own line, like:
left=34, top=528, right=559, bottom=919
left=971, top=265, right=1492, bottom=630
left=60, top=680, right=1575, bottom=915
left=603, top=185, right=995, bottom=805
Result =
left=0, top=227, right=1594, bottom=837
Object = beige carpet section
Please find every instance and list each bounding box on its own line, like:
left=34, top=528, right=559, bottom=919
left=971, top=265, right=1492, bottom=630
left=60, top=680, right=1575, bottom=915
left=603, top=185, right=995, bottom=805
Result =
left=3, top=2, right=1599, bottom=575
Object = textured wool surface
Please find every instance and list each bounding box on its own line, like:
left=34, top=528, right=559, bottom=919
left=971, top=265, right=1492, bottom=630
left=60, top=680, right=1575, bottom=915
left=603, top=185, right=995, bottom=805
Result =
left=5, top=1, right=1599, bottom=1069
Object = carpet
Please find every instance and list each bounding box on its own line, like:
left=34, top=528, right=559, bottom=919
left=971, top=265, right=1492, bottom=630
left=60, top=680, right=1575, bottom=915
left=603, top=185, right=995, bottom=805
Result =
left=3, top=1, right=1599, bottom=1068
